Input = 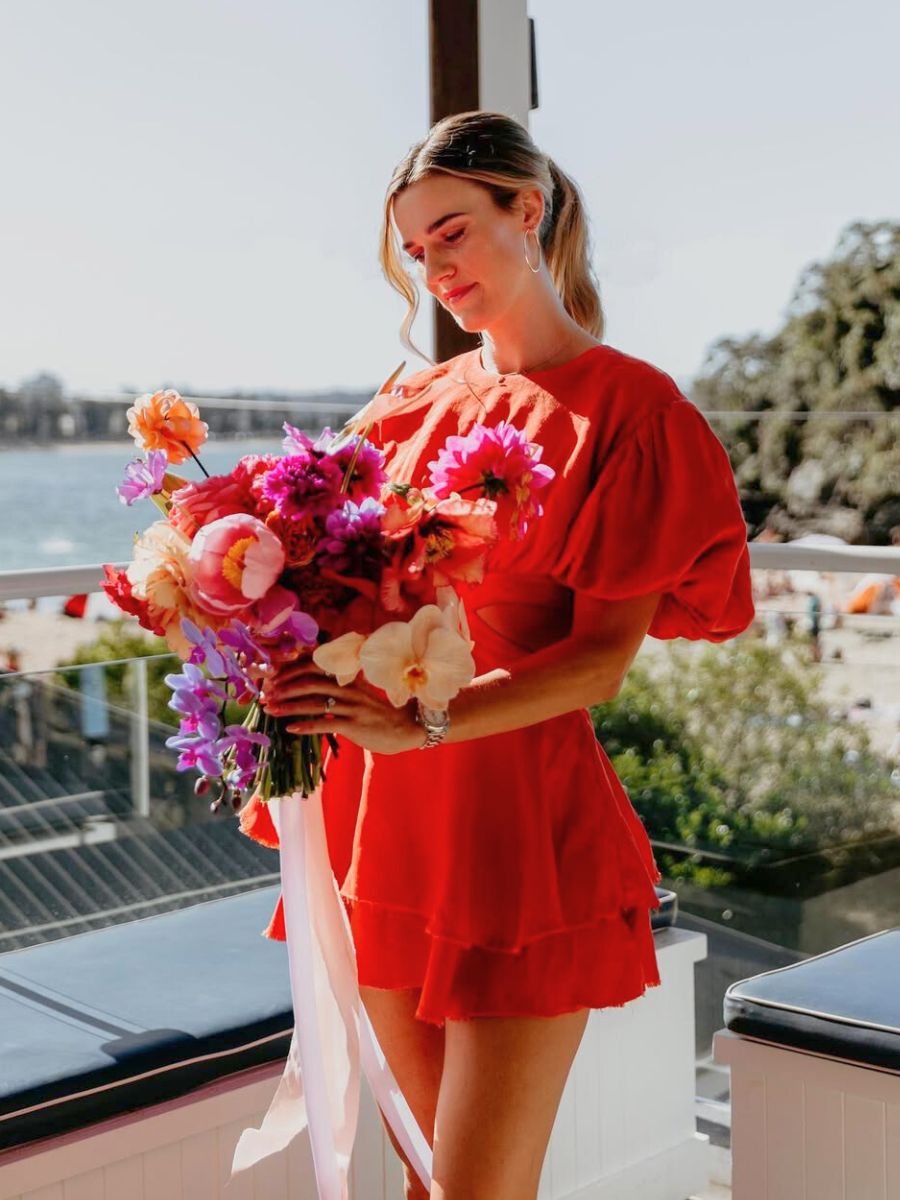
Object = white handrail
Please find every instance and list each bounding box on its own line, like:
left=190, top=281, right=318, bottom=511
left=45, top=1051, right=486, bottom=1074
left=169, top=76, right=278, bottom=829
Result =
left=0, top=544, right=899, bottom=604
left=747, top=543, right=900, bottom=573
left=0, top=563, right=127, bottom=602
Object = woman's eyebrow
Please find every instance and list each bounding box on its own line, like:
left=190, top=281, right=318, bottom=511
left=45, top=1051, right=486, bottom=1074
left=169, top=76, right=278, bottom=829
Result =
left=402, top=211, right=469, bottom=250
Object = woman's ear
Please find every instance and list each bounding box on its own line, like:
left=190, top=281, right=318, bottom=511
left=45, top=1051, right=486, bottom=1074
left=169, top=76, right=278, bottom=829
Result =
left=517, top=186, right=546, bottom=233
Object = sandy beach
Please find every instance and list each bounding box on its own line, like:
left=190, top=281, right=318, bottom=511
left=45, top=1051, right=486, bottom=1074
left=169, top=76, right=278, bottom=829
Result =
left=1, top=591, right=898, bottom=761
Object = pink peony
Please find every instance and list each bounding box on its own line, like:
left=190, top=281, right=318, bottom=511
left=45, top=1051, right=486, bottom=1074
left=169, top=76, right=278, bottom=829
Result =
left=188, top=513, right=286, bottom=617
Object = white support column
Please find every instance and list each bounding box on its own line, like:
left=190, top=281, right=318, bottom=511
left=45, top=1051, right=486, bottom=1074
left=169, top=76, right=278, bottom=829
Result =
left=478, top=0, right=532, bottom=128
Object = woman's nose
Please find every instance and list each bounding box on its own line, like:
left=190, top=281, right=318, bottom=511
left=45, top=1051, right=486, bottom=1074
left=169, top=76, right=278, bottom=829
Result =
left=423, top=249, right=454, bottom=292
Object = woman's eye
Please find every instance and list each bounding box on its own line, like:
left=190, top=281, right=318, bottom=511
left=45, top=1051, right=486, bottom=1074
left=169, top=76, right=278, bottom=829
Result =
left=410, top=229, right=464, bottom=264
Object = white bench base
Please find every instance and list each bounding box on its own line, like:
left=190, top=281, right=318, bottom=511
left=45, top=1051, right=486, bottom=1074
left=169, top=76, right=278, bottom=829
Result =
left=0, top=927, right=709, bottom=1200
left=714, top=1027, right=900, bottom=1200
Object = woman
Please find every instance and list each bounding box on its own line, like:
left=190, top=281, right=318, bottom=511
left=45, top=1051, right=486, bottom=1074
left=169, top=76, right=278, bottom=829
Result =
left=253, top=110, right=755, bottom=1200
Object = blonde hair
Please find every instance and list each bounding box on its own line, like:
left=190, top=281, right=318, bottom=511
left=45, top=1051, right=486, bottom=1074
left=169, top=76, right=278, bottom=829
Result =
left=379, top=110, right=604, bottom=365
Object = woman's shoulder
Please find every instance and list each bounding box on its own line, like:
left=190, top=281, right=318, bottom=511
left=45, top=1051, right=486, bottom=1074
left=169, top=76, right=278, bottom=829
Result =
left=586, top=343, right=685, bottom=413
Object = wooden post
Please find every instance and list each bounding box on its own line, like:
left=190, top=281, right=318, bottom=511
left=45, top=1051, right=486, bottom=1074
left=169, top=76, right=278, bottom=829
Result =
left=429, top=0, right=480, bottom=364
left=427, top=0, right=536, bottom=364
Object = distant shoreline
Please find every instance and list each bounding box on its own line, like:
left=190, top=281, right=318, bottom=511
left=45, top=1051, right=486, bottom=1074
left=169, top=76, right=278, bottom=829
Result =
left=1, top=436, right=286, bottom=456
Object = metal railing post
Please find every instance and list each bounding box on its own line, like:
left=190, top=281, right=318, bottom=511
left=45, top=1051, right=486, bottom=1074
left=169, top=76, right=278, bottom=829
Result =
left=129, top=657, right=150, bottom=819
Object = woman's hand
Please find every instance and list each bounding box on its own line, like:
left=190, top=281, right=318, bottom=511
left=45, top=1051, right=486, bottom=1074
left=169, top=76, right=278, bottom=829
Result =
left=259, top=658, right=426, bottom=756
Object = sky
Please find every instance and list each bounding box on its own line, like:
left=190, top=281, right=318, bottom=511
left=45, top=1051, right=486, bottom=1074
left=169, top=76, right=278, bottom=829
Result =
left=0, top=0, right=897, bottom=397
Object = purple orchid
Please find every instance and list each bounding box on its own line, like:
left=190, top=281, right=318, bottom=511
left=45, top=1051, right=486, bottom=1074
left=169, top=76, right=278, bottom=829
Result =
left=116, top=450, right=168, bottom=506
left=181, top=617, right=231, bottom=677
left=164, top=662, right=228, bottom=710
left=253, top=587, right=319, bottom=651
left=165, top=730, right=225, bottom=777
left=218, top=619, right=270, bottom=670
left=282, top=422, right=320, bottom=455
left=218, top=724, right=270, bottom=792
left=164, top=664, right=228, bottom=742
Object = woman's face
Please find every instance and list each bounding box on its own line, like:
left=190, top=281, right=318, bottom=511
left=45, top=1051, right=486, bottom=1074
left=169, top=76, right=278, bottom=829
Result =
left=392, top=173, right=543, bottom=334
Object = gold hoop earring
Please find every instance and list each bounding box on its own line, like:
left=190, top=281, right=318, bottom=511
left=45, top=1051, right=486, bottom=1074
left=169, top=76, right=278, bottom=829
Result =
left=523, top=228, right=542, bottom=273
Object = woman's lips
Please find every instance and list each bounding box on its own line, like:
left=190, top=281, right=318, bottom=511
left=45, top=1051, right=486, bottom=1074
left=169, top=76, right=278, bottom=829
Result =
left=446, top=283, right=476, bottom=305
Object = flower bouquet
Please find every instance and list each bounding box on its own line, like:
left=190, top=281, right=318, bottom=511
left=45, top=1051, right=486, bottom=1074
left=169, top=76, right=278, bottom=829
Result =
left=100, top=368, right=556, bottom=1198
left=102, top=372, right=555, bottom=809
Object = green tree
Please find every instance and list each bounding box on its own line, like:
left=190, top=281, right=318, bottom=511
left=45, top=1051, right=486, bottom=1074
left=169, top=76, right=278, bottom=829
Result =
left=592, top=640, right=897, bottom=885
left=693, top=221, right=900, bottom=543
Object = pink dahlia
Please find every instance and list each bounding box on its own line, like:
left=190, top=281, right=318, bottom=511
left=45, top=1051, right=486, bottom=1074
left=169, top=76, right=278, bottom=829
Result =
left=426, top=421, right=555, bottom=539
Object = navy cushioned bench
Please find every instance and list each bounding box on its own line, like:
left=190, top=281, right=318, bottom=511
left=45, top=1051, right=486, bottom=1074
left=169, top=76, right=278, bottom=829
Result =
left=723, top=926, right=900, bottom=1072
left=0, top=882, right=677, bottom=1154
left=0, top=886, right=292, bottom=1152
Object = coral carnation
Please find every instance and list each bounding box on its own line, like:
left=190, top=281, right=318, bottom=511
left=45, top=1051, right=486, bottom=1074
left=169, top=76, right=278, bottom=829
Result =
left=169, top=473, right=252, bottom=537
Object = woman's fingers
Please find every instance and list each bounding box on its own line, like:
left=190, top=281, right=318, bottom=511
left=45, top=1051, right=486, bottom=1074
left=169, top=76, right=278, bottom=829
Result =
left=268, top=696, right=346, bottom=718
left=262, top=679, right=370, bottom=716
left=267, top=660, right=329, bottom=687
left=260, top=668, right=335, bottom=705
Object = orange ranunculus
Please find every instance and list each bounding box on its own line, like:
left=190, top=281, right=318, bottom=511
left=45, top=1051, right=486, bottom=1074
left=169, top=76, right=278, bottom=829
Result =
left=127, top=389, right=208, bottom=464
left=264, top=510, right=320, bottom=569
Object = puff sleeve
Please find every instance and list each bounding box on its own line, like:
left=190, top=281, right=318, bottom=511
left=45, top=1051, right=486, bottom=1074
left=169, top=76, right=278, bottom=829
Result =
left=551, top=396, right=755, bottom=641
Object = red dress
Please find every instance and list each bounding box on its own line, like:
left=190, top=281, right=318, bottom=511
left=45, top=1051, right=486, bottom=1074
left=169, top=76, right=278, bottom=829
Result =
left=242, top=343, right=755, bottom=1028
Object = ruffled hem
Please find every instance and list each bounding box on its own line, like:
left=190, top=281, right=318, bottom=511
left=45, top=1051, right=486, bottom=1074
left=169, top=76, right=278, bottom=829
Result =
left=343, top=894, right=662, bottom=1029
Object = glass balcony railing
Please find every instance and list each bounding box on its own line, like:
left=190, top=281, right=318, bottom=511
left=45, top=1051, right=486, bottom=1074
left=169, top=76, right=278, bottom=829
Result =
left=0, top=542, right=898, bottom=1181
left=0, top=649, right=280, bottom=955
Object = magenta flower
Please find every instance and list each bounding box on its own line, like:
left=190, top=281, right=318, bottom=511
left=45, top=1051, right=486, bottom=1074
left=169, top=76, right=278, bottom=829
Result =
left=260, top=451, right=344, bottom=521
left=282, top=424, right=387, bottom=502
left=320, top=430, right=388, bottom=501
left=426, top=421, right=555, bottom=539
left=317, top=497, right=386, bottom=577
left=218, top=725, right=270, bottom=792
left=116, top=450, right=168, bottom=506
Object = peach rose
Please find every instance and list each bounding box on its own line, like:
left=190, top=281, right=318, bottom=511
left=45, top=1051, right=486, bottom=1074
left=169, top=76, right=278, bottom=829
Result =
left=127, top=389, right=208, bottom=464
left=125, top=521, right=208, bottom=656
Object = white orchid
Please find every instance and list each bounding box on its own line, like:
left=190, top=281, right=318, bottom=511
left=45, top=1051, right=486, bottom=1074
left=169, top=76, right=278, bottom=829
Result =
left=357, top=599, right=475, bottom=709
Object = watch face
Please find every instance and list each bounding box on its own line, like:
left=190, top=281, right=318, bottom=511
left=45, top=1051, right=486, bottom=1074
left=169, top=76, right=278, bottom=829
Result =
left=421, top=706, right=449, bottom=726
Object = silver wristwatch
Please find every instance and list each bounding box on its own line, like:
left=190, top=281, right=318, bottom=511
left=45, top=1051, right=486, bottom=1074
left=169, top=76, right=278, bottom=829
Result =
left=415, top=701, right=450, bottom=749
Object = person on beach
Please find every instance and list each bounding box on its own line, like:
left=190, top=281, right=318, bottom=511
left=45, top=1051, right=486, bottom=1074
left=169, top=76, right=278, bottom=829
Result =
left=253, top=111, right=755, bottom=1199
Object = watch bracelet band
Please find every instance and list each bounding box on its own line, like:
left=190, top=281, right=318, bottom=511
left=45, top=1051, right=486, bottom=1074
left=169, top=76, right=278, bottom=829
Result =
left=415, top=700, right=450, bottom=749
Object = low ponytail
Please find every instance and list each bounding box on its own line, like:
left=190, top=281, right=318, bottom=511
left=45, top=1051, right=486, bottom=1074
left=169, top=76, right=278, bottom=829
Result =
left=544, top=158, right=604, bottom=339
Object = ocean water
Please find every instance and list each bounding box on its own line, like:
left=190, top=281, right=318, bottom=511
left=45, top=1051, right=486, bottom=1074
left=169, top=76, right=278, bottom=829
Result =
left=0, top=439, right=285, bottom=573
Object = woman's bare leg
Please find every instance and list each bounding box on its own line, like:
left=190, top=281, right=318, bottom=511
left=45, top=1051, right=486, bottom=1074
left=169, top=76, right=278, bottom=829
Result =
left=430, top=1008, right=590, bottom=1200
left=359, top=984, right=445, bottom=1200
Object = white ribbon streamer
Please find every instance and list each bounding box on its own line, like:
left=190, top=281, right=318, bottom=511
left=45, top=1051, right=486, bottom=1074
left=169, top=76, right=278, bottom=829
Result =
left=230, top=786, right=433, bottom=1196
